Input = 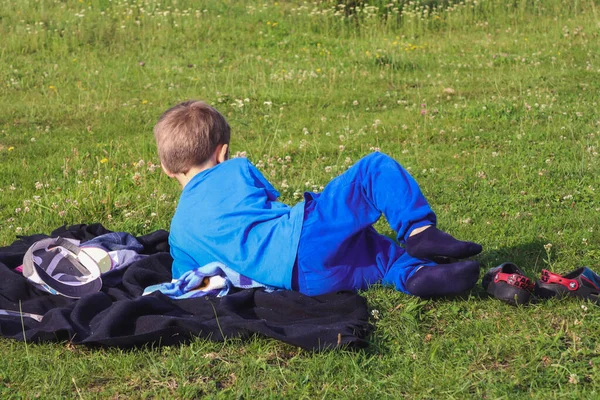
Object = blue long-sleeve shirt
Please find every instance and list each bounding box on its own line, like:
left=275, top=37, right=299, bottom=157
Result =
left=169, top=157, right=305, bottom=289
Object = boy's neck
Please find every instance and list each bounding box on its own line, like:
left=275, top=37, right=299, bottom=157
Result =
left=168, top=143, right=230, bottom=189
left=174, top=161, right=218, bottom=188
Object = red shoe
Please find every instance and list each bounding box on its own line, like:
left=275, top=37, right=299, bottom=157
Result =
left=535, top=267, right=600, bottom=303
left=482, top=262, right=535, bottom=306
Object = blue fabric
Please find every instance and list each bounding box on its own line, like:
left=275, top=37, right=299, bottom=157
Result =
left=82, top=232, right=147, bottom=271
left=169, top=158, right=305, bottom=289
left=84, top=232, right=144, bottom=252
left=582, top=267, right=600, bottom=289
left=143, top=261, right=278, bottom=299
left=295, top=152, right=437, bottom=296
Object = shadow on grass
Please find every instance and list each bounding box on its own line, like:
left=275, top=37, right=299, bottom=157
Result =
left=349, top=241, right=560, bottom=353
left=478, top=239, right=550, bottom=276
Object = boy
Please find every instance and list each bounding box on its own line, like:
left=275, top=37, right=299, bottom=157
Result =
left=154, top=100, right=482, bottom=298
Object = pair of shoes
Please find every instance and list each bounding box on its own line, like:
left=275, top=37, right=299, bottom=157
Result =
left=535, top=267, right=600, bottom=304
left=483, top=263, right=600, bottom=306
left=482, top=262, right=535, bottom=306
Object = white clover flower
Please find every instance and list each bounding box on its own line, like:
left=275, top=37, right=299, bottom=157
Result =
left=371, top=309, right=380, bottom=320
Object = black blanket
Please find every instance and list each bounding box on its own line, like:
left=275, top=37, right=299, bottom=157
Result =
left=0, top=224, right=371, bottom=350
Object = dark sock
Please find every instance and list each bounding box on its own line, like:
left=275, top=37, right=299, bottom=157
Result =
left=406, top=260, right=480, bottom=298
left=405, top=227, right=482, bottom=260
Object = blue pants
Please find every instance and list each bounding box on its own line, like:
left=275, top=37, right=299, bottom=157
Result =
left=294, top=152, right=437, bottom=296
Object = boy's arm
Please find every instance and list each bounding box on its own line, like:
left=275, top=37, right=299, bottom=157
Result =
left=247, top=162, right=280, bottom=201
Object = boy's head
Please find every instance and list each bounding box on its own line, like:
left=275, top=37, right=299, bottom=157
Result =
left=154, top=100, right=230, bottom=174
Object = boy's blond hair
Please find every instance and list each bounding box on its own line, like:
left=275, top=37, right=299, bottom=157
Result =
left=154, top=100, right=230, bottom=174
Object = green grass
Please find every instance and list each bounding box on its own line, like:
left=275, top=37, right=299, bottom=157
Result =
left=1, top=0, right=600, bottom=397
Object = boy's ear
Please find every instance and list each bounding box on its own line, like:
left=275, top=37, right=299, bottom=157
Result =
left=161, top=162, right=176, bottom=178
left=217, top=144, right=229, bottom=163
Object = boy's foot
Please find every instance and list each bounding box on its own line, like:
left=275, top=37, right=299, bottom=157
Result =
left=406, top=260, right=480, bottom=298
left=405, top=226, right=482, bottom=260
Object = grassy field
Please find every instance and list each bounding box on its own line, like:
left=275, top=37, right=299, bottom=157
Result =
left=1, top=0, right=599, bottom=397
